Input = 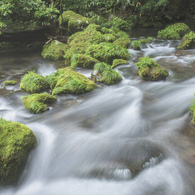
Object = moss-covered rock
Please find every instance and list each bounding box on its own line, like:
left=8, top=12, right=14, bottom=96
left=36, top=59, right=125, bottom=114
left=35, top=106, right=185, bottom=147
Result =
left=136, top=57, right=168, bottom=81
left=22, top=93, right=57, bottom=114
left=157, top=23, right=190, bottom=40
left=140, top=39, right=151, bottom=44
left=131, top=40, right=142, bottom=50
left=64, top=24, right=105, bottom=65
left=0, top=118, right=37, bottom=186
left=20, top=71, right=49, bottom=94
left=85, top=42, right=130, bottom=64
left=58, top=11, right=94, bottom=35
left=113, top=36, right=131, bottom=48
left=177, top=31, right=195, bottom=50
left=111, top=59, right=128, bottom=69
left=91, top=62, right=122, bottom=85
left=70, top=54, right=99, bottom=68
left=4, top=80, right=18, bottom=87
left=41, top=40, right=68, bottom=60
left=190, top=98, right=195, bottom=124
left=52, top=67, right=96, bottom=95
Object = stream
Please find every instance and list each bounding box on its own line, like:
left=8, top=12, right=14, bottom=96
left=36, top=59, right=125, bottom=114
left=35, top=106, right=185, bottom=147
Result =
left=0, top=36, right=195, bottom=195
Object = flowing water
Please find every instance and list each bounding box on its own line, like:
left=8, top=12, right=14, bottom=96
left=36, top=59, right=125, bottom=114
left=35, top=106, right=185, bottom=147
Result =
left=0, top=37, right=195, bottom=195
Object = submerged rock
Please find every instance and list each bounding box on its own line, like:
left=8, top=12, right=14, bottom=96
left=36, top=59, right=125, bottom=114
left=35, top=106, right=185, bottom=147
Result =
left=0, top=118, right=37, bottom=186
left=91, top=62, right=122, bottom=85
left=20, top=71, right=49, bottom=94
left=136, top=57, right=168, bottom=81
left=41, top=40, right=68, bottom=60
left=22, top=93, right=57, bottom=114
left=4, top=80, right=18, bottom=86
left=177, top=31, right=195, bottom=50
left=51, top=67, right=96, bottom=95
left=58, top=11, right=94, bottom=35
left=70, top=54, right=99, bottom=69
left=157, top=23, right=190, bottom=40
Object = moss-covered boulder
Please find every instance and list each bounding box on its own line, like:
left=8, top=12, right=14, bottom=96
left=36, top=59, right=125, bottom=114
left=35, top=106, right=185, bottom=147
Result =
left=131, top=40, right=142, bottom=50
left=70, top=54, right=99, bottom=68
left=4, top=80, right=18, bottom=87
left=111, top=59, right=128, bottom=69
left=58, top=11, right=93, bottom=35
left=177, top=31, right=195, bottom=50
left=136, top=57, right=168, bottom=81
left=22, top=93, right=57, bottom=114
left=51, top=67, right=96, bottom=95
left=157, top=23, right=190, bottom=40
left=113, top=36, right=131, bottom=48
left=0, top=118, right=37, bottom=186
left=41, top=40, right=68, bottom=60
left=86, top=42, right=130, bottom=64
left=64, top=24, right=105, bottom=65
left=20, top=71, right=49, bottom=94
left=91, top=62, right=122, bottom=85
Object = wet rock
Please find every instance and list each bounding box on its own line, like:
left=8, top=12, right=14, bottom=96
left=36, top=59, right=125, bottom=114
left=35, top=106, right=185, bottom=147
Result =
left=136, top=57, right=168, bottom=81
left=0, top=118, right=37, bottom=186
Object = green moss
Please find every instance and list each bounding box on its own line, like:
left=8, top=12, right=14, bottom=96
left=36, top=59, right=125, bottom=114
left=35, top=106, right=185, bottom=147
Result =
left=20, top=71, right=49, bottom=94
left=52, top=67, right=96, bottom=95
left=157, top=23, right=190, bottom=40
left=45, top=71, right=61, bottom=90
left=41, top=40, right=68, bottom=60
left=136, top=57, right=168, bottom=81
left=140, top=39, right=151, bottom=44
left=58, top=11, right=93, bottom=35
left=113, top=36, right=131, bottom=48
left=64, top=24, right=105, bottom=65
left=103, top=33, right=117, bottom=42
left=0, top=118, right=37, bottom=186
left=85, top=42, right=130, bottom=64
left=131, top=40, right=142, bottom=50
left=111, top=59, right=128, bottom=69
left=22, top=93, right=57, bottom=114
left=92, top=62, right=122, bottom=85
left=190, top=98, right=195, bottom=124
left=4, top=80, right=18, bottom=87
left=177, top=31, right=195, bottom=50
left=70, top=54, right=99, bottom=69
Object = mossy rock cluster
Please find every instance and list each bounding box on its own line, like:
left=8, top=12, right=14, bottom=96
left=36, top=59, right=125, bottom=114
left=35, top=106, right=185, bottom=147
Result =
left=22, top=93, right=57, bottom=114
left=41, top=40, right=68, bottom=60
left=131, top=39, right=151, bottom=50
left=58, top=10, right=94, bottom=35
left=91, top=62, right=122, bottom=85
left=0, top=118, right=37, bottom=186
left=20, top=71, right=49, bottom=94
left=64, top=24, right=130, bottom=67
left=4, top=80, right=18, bottom=87
left=46, top=67, right=96, bottom=95
left=136, top=57, right=168, bottom=81
left=177, top=31, right=195, bottom=50
left=157, top=23, right=190, bottom=40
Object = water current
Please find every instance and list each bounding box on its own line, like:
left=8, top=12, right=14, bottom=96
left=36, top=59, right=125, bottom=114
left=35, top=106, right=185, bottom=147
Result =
left=0, top=36, right=195, bottom=195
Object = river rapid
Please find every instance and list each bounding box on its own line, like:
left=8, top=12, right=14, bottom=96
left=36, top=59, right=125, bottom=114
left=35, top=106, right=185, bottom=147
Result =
left=0, top=36, right=195, bottom=195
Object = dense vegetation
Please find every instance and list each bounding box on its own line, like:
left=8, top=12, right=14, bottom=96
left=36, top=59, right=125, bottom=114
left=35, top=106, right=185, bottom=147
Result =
left=0, top=0, right=194, bottom=34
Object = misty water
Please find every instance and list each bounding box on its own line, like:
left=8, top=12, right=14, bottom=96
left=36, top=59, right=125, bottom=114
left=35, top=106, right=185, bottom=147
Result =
left=0, top=37, right=195, bottom=195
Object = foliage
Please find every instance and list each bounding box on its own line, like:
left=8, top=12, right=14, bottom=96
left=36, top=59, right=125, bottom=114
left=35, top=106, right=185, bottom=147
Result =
left=112, top=59, right=128, bottom=69
left=131, top=40, right=142, bottom=50
left=22, top=93, right=57, bottom=114
left=0, top=118, right=37, bottom=186
left=190, top=97, right=195, bottom=124
left=20, top=71, right=49, bottom=94
left=136, top=57, right=159, bottom=68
